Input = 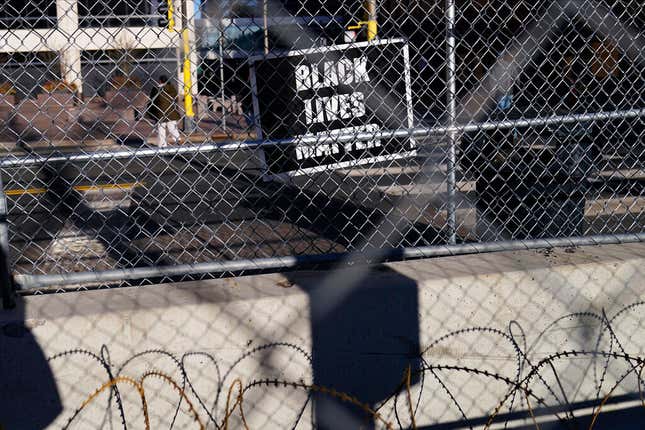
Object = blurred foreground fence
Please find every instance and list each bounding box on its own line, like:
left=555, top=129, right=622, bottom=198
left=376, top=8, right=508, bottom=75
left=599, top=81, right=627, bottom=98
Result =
left=1, top=2, right=645, bottom=429
left=0, top=0, right=643, bottom=298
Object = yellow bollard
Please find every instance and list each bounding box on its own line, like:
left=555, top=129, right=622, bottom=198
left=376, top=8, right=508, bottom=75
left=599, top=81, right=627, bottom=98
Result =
left=182, top=28, right=195, bottom=118
left=167, top=0, right=175, bottom=31
left=365, top=0, right=377, bottom=41
left=347, top=1, right=378, bottom=41
left=366, top=19, right=377, bottom=41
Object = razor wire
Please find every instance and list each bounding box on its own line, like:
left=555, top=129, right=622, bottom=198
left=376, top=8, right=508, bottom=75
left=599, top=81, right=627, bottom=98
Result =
left=0, top=0, right=642, bottom=295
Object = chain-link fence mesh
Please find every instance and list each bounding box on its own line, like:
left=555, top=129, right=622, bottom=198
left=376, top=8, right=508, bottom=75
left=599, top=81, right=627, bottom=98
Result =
left=1, top=1, right=645, bottom=427
left=0, top=0, right=642, bottom=293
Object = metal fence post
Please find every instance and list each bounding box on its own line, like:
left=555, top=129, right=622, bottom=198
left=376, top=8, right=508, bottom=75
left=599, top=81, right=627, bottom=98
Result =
left=263, top=0, right=269, bottom=55
left=0, top=174, right=15, bottom=309
left=446, top=0, right=458, bottom=245
left=218, top=18, right=227, bottom=131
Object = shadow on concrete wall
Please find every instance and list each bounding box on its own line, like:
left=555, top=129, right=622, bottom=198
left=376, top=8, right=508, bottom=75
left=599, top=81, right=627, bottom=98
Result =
left=287, top=265, right=421, bottom=429
left=0, top=297, right=62, bottom=429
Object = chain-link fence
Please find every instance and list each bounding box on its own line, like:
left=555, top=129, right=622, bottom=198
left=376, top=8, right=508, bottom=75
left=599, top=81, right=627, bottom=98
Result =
left=1, top=2, right=645, bottom=428
left=0, top=0, right=643, bottom=300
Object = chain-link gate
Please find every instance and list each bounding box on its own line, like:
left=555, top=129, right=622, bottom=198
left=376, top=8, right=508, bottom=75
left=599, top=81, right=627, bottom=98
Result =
left=0, top=0, right=643, bottom=299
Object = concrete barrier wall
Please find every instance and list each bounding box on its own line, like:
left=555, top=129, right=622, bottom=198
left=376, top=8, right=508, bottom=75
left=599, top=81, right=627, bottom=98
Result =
left=1, top=243, right=645, bottom=429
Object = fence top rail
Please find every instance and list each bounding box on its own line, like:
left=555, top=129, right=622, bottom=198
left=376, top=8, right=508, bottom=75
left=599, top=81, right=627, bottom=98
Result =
left=0, top=107, right=642, bottom=168
left=15, top=233, right=645, bottom=292
left=246, top=38, right=406, bottom=62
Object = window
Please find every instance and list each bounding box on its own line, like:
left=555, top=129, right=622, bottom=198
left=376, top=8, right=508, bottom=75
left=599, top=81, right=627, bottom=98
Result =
left=0, top=0, right=56, bottom=29
left=78, top=0, right=154, bottom=27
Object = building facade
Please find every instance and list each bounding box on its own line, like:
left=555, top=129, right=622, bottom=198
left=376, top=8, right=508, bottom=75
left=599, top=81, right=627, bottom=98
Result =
left=0, top=0, right=197, bottom=98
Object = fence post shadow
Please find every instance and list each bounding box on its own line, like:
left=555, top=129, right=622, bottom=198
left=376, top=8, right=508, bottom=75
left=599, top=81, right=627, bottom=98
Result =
left=285, top=264, right=421, bottom=429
